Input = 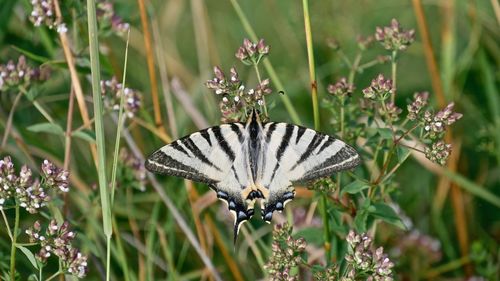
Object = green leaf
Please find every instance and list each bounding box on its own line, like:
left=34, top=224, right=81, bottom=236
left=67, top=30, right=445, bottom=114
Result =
left=354, top=199, right=371, bottom=232
left=294, top=227, right=324, bottom=247
left=354, top=210, right=368, bottom=232
left=11, top=46, right=51, bottom=64
left=27, top=123, right=64, bottom=136
left=370, top=202, right=406, bottom=230
left=341, top=180, right=370, bottom=195
left=17, top=245, right=38, bottom=270
left=377, top=128, right=393, bottom=139
left=72, top=130, right=96, bottom=144
left=396, top=145, right=410, bottom=163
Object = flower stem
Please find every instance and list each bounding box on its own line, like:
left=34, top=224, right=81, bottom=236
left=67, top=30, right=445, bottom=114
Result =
left=9, top=203, right=19, bottom=281
left=0, top=209, right=13, bottom=240
left=253, top=63, right=268, bottom=117
left=45, top=271, right=63, bottom=281
left=302, top=0, right=330, bottom=262
left=391, top=50, right=398, bottom=103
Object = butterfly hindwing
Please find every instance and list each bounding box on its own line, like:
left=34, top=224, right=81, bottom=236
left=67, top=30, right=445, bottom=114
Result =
left=258, top=122, right=360, bottom=221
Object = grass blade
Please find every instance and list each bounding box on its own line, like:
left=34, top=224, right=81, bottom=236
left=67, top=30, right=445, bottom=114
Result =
left=87, top=0, right=112, bottom=280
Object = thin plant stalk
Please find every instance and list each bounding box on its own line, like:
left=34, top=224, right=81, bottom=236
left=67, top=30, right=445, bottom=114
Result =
left=137, top=0, right=164, bottom=132
left=9, top=204, right=19, bottom=280
left=53, top=0, right=98, bottom=166
left=86, top=1, right=112, bottom=281
left=391, top=50, right=398, bottom=103
left=302, top=0, right=332, bottom=263
left=150, top=15, right=178, bottom=138
left=229, top=0, right=301, bottom=125
left=110, top=29, right=131, bottom=204
left=1, top=91, right=23, bottom=148
left=302, top=0, right=319, bottom=131
left=252, top=64, right=268, bottom=117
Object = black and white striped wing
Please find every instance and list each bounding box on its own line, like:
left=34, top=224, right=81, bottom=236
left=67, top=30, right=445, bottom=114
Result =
left=145, top=124, right=255, bottom=239
left=258, top=122, right=361, bottom=221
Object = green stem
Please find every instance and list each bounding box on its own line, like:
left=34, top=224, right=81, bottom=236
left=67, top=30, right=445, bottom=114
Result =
left=253, top=63, right=268, bottom=117
left=302, top=0, right=319, bottom=131
left=33, top=100, right=55, bottom=124
left=391, top=50, right=398, bottom=103
left=302, top=0, right=331, bottom=262
left=110, top=29, right=131, bottom=205
left=1, top=92, right=23, bottom=148
left=45, top=271, right=63, bottom=281
left=9, top=204, right=19, bottom=281
left=87, top=0, right=112, bottom=280
left=348, top=53, right=362, bottom=85
left=319, top=195, right=332, bottom=262
left=229, top=0, right=301, bottom=124
left=1, top=209, right=13, bottom=240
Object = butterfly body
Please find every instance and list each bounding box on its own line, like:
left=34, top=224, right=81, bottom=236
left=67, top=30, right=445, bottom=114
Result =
left=145, top=110, right=360, bottom=242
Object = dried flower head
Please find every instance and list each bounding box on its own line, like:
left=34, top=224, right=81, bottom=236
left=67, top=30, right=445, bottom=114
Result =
left=422, top=102, right=462, bottom=139
left=235, top=38, right=270, bottom=65
left=345, top=230, right=394, bottom=280
left=0, top=56, right=47, bottom=92
left=407, top=92, right=429, bottom=120
left=327, top=77, right=354, bottom=99
left=206, top=66, right=242, bottom=96
left=41, top=160, right=69, bottom=192
left=362, top=74, right=393, bottom=101
left=96, top=0, right=130, bottom=34
left=0, top=157, right=71, bottom=213
left=379, top=102, right=402, bottom=122
left=264, top=223, right=307, bottom=281
left=206, top=66, right=272, bottom=122
left=29, top=0, right=67, bottom=33
left=424, top=141, right=452, bottom=165
left=101, top=76, right=142, bottom=118
left=26, top=220, right=88, bottom=278
left=357, top=35, right=375, bottom=50
left=375, top=19, right=415, bottom=51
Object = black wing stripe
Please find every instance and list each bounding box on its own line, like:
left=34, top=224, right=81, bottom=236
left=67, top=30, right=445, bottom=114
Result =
left=200, top=129, right=212, bottom=146
left=317, top=137, right=335, bottom=154
left=295, top=133, right=323, bottom=166
left=146, top=151, right=215, bottom=184
left=265, top=122, right=277, bottom=143
left=295, top=126, right=306, bottom=144
left=269, top=124, right=294, bottom=184
left=230, top=123, right=244, bottom=143
left=298, top=146, right=360, bottom=182
left=171, top=141, right=190, bottom=156
left=276, top=124, right=294, bottom=162
left=183, top=137, right=222, bottom=172
left=212, top=126, right=236, bottom=161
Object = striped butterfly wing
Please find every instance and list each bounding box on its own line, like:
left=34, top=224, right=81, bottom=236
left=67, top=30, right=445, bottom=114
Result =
left=145, top=123, right=255, bottom=241
left=258, top=122, right=361, bottom=221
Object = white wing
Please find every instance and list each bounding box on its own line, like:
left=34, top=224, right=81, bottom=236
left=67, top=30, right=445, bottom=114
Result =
left=257, top=122, right=360, bottom=221
left=145, top=123, right=255, bottom=242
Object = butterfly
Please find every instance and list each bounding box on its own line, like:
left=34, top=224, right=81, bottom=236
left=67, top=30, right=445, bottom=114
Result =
left=145, top=109, right=361, bottom=243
